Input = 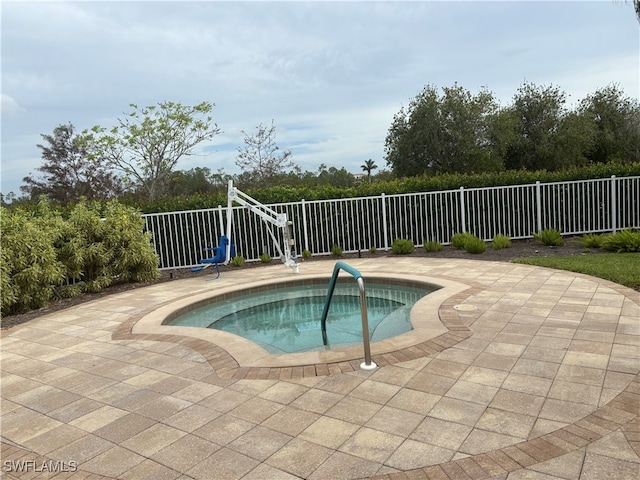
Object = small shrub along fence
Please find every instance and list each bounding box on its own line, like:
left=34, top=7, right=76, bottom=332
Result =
left=142, top=175, right=640, bottom=270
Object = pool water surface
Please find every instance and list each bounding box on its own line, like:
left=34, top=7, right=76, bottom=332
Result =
left=169, top=283, right=431, bottom=353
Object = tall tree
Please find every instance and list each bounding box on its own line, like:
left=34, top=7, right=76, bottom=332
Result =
left=361, top=159, right=378, bottom=179
left=503, top=83, right=595, bottom=171
left=235, top=120, right=297, bottom=187
left=81, top=101, right=220, bottom=200
left=385, top=84, right=503, bottom=177
left=21, top=123, right=123, bottom=202
left=578, top=84, right=640, bottom=164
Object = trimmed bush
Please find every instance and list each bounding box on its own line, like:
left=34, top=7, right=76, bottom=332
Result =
left=602, top=228, right=640, bottom=253
left=331, top=245, right=343, bottom=257
left=580, top=233, right=605, bottom=249
left=449, top=231, right=486, bottom=253
left=464, top=235, right=487, bottom=254
left=423, top=240, right=444, bottom=252
left=451, top=232, right=474, bottom=249
left=230, top=255, right=246, bottom=267
left=391, top=238, right=415, bottom=255
left=368, top=247, right=377, bottom=255
left=533, top=228, right=564, bottom=246
left=259, top=253, right=272, bottom=263
left=302, top=249, right=312, bottom=259
left=492, top=234, right=512, bottom=250
left=134, top=162, right=640, bottom=213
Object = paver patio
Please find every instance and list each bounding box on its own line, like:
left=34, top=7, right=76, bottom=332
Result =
left=1, top=257, right=639, bottom=479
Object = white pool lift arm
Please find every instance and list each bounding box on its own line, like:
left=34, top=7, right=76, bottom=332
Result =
left=226, top=180, right=299, bottom=274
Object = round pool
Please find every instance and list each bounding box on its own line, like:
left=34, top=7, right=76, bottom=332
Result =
left=168, top=279, right=434, bottom=354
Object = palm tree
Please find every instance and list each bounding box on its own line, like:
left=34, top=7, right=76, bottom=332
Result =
left=361, top=159, right=378, bottom=180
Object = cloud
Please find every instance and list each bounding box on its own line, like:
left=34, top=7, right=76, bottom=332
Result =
left=1, top=0, right=638, bottom=195
left=1, top=94, right=24, bottom=115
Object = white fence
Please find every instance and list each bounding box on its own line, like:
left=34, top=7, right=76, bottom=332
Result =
left=142, top=175, right=640, bottom=270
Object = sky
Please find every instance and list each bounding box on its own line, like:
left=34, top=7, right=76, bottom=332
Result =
left=1, top=0, right=639, bottom=196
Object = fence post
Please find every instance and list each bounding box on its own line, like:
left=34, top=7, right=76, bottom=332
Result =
left=611, top=175, right=617, bottom=233
left=381, top=193, right=389, bottom=251
left=301, top=199, right=309, bottom=253
left=459, top=187, right=466, bottom=233
left=217, top=205, right=224, bottom=234
left=535, top=181, right=542, bottom=233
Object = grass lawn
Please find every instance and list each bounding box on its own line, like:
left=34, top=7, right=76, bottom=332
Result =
left=513, top=253, right=640, bottom=291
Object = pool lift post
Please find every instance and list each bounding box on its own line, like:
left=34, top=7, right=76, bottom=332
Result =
left=225, top=180, right=299, bottom=274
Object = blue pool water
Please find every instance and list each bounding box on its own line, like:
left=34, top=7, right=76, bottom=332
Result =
left=169, top=283, right=431, bottom=354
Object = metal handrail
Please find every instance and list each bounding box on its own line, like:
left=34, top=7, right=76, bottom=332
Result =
left=320, top=261, right=377, bottom=370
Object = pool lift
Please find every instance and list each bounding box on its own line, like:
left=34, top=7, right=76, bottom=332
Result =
left=225, top=180, right=299, bottom=274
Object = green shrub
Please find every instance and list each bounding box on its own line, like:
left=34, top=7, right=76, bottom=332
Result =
left=0, top=202, right=65, bottom=315
left=0, top=249, right=16, bottom=311
left=533, top=228, right=564, bottom=246
left=602, top=228, right=640, bottom=253
left=101, top=201, right=159, bottom=284
left=368, top=247, right=377, bottom=255
left=451, top=232, right=474, bottom=249
left=230, top=255, right=246, bottom=267
left=423, top=240, right=444, bottom=252
left=464, top=235, right=487, bottom=254
left=302, top=249, right=312, bottom=259
left=57, top=201, right=110, bottom=293
left=259, top=253, right=272, bottom=263
left=492, top=234, right=512, bottom=250
left=0, top=198, right=159, bottom=317
left=580, top=233, right=605, bottom=249
left=391, top=238, right=415, bottom=255
left=331, top=245, right=343, bottom=257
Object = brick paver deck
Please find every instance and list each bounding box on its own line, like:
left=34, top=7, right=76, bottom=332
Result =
left=2, top=258, right=638, bottom=479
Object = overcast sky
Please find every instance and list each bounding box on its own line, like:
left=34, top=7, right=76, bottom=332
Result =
left=1, top=0, right=638, bottom=196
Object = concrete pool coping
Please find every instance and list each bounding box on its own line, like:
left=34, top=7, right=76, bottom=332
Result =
left=2, top=257, right=639, bottom=480
left=130, top=273, right=469, bottom=369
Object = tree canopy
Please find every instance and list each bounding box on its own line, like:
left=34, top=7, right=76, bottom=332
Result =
left=21, top=123, right=123, bottom=202
left=578, top=84, right=640, bottom=165
left=385, top=82, right=639, bottom=177
left=10, top=81, right=640, bottom=208
left=385, top=84, right=503, bottom=177
left=501, top=83, right=596, bottom=171
left=81, top=101, right=220, bottom=200
left=235, top=120, right=297, bottom=188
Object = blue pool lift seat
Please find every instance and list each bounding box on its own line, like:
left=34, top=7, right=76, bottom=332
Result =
left=191, top=235, right=235, bottom=279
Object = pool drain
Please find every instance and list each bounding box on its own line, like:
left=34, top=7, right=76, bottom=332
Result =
left=453, top=304, right=477, bottom=311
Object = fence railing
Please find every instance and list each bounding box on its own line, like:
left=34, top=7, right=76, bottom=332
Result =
left=142, top=175, right=640, bottom=270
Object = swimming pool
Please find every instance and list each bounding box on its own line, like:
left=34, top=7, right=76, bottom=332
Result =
left=168, top=280, right=433, bottom=354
